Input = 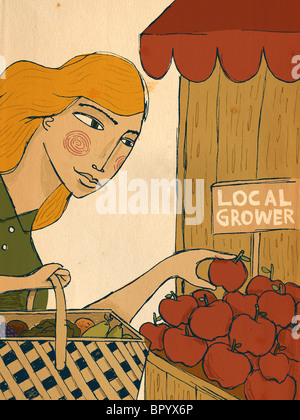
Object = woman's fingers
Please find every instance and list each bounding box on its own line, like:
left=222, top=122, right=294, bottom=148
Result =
left=210, top=251, right=236, bottom=260
left=30, top=264, right=71, bottom=289
left=50, top=271, right=71, bottom=288
left=186, top=275, right=217, bottom=291
left=32, top=264, right=63, bottom=280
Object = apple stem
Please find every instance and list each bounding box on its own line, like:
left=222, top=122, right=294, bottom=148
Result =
left=231, top=339, right=237, bottom=352
left=185, top=325, right=190, bottom=336
left=274, top=343, right=281, bottom=356
left=270, top=264, right=274, bottom=281
left=233, top=250, right=245, bottom=264
left=203, top=294, right=210, bottom=307
left=153, top=312, right=161, bottom=326
left=170, top=291, right=177, bottom=301
left=279, top=283, right=284, bottom=296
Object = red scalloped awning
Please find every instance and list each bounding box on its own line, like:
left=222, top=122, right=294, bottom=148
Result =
left=140, top=0, right=300, bottom=82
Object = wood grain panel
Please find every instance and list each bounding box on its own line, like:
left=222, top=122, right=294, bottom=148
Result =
left=257, top=72, right=300, bottom=284
left=166, top=374, right=196, bottom=400
left=213, top=58, right=268, bottom=264
left=144, top=362, right=167, bottom=400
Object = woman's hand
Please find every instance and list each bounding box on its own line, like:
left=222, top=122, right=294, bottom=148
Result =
left=28, top=264, right=71, bottom=290
left=0, top=264, right=71, bottom=294
left=170, top=249, right=236, bottom=290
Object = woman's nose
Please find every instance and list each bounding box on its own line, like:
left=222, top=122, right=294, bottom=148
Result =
left=92, top=164, right=105, bottom=173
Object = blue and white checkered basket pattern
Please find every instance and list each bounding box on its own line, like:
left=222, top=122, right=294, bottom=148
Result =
left=0, top=337, right=148, bottom=400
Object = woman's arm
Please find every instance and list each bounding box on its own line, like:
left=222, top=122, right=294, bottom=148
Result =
left=0, top=264, right=70, bottom=294
left=85, top=249, right=234, bottom=323
left=85, top=256, right=174, bottom=324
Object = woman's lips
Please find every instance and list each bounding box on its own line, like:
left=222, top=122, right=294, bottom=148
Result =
left=74, top=168, right=99, bottom=186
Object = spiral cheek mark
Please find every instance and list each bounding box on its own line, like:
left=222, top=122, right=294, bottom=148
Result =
left=63, top=131, right=91, bottom=157
left=114, top=156, right=127, bottom=172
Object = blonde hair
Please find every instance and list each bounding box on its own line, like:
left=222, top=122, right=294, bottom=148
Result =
left=0, top=53, right=146, bottom=230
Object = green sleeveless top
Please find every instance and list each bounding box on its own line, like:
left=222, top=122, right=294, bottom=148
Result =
left=0, top=176, right=48, bottom=311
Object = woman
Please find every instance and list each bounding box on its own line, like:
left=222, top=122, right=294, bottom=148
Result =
left=0, top=52, right=231, bottom=322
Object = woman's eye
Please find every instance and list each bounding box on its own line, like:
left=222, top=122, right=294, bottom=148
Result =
left=121, top=138, right=135, bottom=148
left=73, top=112, right=104, bottom=130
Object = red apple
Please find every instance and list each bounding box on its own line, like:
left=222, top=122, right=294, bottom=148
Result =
left=203, top=342, right=252, bottom=389
left=258, top=285, right=296, bottom=328
left=246, top=265, right=285, bottom=297
left=223, top=291, right=258, bottom=318
left=244, top=370, right=296, bottom=400
left=286, top=283, right=300, bottom=304
left=159, top=292, right=198, bottom=327
left=208, top=251, right=249, bottom=292
left=289, top=359, right=300, bottom=382
left=189, top=298, right=233, bottom=341
left=139, top=321, right=169, bottom=351
left=192, top=290, right=217, bottom=306
left=163, top=324, right=207, bottom=367
left=259, top=344, right=290, bottom=383
left=229, top=305, right=276, bottom=356
left=277, top=326, right=300, bottom=362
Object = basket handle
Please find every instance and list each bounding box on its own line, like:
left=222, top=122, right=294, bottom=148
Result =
left=26, top=275, right=67, bottom=371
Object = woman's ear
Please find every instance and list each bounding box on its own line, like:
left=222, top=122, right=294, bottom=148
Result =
left=42, top=117, right=55, bottom=131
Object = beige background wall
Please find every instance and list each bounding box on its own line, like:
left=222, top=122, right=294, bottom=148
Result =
left=0, top=0, right=179, bottom=329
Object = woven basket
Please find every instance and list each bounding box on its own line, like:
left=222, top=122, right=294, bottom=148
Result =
left=0, top=276, right=148, bottom=400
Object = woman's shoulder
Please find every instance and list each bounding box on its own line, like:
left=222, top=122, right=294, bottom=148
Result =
left=0, top=175, right=16, bottom=221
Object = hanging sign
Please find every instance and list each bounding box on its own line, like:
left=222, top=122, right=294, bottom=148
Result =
left=212, top=179, right=299, bottom=235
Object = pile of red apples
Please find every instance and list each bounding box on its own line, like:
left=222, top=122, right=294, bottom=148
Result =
left=140, top=251, right=300, bottom=400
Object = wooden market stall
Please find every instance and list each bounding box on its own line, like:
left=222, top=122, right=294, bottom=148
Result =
left=140, top=0, right=300, bottom=291
left=140, top=0, right=300, bottom=400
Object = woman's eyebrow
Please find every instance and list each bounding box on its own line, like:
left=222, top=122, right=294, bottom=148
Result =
left=78, top=103, right=118, bottom=125
left=123, top=130, right=140, bottom=138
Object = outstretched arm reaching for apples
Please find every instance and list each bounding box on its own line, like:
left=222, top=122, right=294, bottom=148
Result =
left=85, top=249, right=235, bottom=323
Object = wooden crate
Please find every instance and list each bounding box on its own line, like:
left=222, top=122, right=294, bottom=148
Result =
left=0, top=309, right=148, bottom=400
left=144, top=350, right=242, bottom=400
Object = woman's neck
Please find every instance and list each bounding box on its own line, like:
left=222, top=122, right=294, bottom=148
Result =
left=2, top=127, right=61, bottom=215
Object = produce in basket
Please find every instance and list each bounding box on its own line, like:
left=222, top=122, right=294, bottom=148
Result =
left=75, top=318, right=95, bottom=335
left=7, top=320, right=29, bottom=336
left=107, top=324, right=123, bottom=338
left=20, top=319, right=81, bottom=338
left=81, top=314, right=113, bottom=338
left=1, top=324, right=18, bottom=338
left=208, top=250, right=249, bottom=292
left=81, top=315, right=132, bottom=339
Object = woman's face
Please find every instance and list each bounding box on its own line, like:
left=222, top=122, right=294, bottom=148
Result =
left=42, top=97, right=144, bottom=198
